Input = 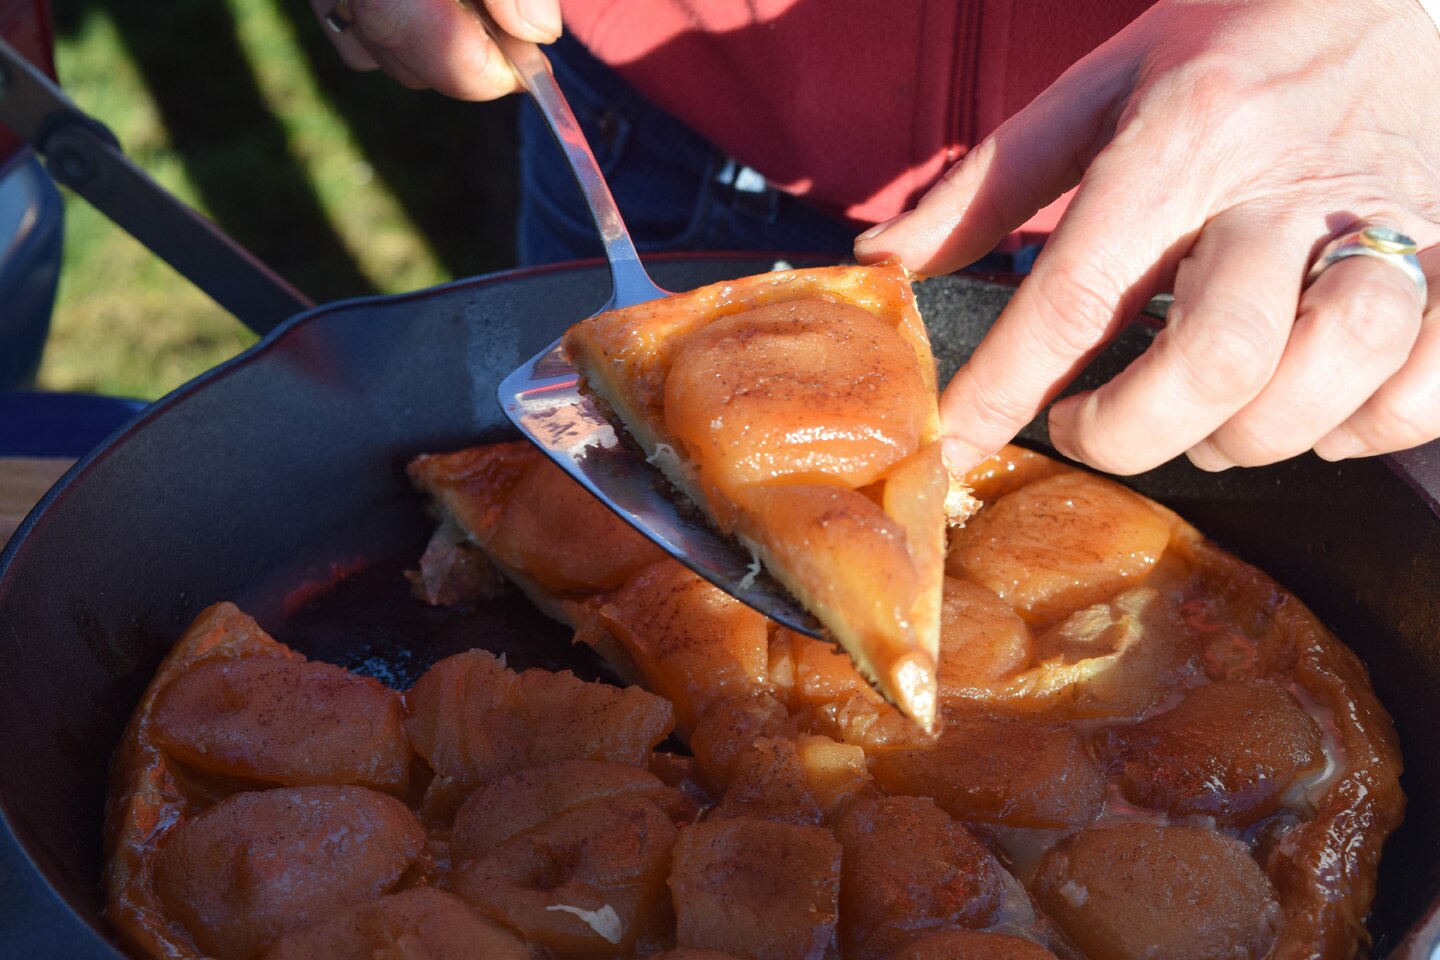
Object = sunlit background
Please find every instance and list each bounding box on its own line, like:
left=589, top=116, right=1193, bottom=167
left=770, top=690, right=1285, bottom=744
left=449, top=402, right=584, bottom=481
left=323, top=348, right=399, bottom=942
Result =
left=36, top=0, right=520, bottom=399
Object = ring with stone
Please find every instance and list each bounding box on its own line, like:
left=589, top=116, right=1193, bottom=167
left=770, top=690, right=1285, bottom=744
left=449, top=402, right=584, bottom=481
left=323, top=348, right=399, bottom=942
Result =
left=1307, top=224, right=1427, bottom=301
left=324, top=0, right=354, bottom=34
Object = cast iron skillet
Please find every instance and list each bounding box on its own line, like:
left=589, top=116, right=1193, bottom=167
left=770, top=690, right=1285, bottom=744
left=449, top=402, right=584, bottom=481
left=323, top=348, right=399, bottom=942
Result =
left=0, top=255, right=1437, bottom=959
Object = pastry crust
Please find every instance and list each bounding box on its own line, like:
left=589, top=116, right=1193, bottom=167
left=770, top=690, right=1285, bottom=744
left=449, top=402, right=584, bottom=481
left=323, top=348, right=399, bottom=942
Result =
left=562, top=260, right=953, bottom=729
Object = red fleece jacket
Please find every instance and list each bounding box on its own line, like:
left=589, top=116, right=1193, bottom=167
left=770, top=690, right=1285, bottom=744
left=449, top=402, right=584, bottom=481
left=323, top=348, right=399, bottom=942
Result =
left=563, top=0, right=1154, bottom=230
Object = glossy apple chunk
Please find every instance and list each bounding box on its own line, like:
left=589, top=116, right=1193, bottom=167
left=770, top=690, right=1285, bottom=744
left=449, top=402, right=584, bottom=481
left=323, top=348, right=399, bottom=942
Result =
left=404, top=650, right=674, bottom=789
left=710, top=734, right=872, bottom=825
left=487, top=450, right=666, bottom=594
left=153, top=786, right=425, bottom=960
left=735, top=482, right=934, bottom=713
left=937, top=578, right=1033, bottom=693
left=451, top=759, right=685, bottom=861
left=868, top=713, right=1106, bottom=828
left=948, top=472, right=1173, bottom=627
left=709, top=736, right=823, bottom=825
left=1093, top=679, right=1325, bottom=826
left=1031, top=823, right=1280, bottom=960
left=594, top=559, right=770, bottom=735
left=408, top=442, right=664, bottom=597
left=770, top=627, right=882, bottom=713
left=834, top=795, right=1004, bottom=960
left=669, top=817, right=842, bottom=960
left=260, top=888, right=529, bottom=960
left=688, top=693, right=795, bottom=788
left=450, top=794, right=678, bottom=956
left=883, top=930, right=1061, bottom=960
left=960, top=447, right=1070, bottom=505
left=1014, top=587, right=1199, bottom=720
left=663, top=299, right=930, bottom=493
left=152, top=657, right=412, bottom=794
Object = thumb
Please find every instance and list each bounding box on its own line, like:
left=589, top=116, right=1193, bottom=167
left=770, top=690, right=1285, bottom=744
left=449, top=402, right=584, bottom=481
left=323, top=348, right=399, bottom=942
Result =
left=483, top=0, right=562, bottom=43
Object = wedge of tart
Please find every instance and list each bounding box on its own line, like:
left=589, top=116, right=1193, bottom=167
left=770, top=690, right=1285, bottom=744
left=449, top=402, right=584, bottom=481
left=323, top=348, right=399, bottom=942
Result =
left=562, top=260, right=965, bottom=730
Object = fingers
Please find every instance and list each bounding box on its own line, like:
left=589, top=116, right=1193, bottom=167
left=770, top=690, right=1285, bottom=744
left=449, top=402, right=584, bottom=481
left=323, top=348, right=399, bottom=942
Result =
left=1312, top=247, right=1439, bottom=459
left=347, top=0, right=519, bottom=100
left=308, top=0, right=379, bottom=71
left=1185, top=237, right=1426, bottom=470
left=484, top=0, right=563, bottom=43
left=936, top=145, right=1198, bottom=475
left=313, top=0, right=562, bottom=100
left=853, top=50, right=1134, bottom=275
left=1046, top=207, right=1311, bottom=475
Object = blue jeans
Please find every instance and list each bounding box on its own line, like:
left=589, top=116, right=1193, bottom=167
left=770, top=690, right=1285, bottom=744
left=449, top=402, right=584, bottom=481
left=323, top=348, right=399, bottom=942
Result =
left=516, top=34, right=859, bottom=267
left=516, top=34, right=1040, bottom=273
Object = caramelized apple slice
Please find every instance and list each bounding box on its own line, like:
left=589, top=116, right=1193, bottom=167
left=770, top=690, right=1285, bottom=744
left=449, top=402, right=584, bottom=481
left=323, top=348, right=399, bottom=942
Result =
left=869, top=713, right=1106, bottom=828
left=688, top=693, right=795, bottom=789
left=591, top=559, right=771, bottom=736
left=735, top=482, right=937, bottom=724
left=563, top=261, right=951, bottom=730
left=451, top=794, right=678, bottom=956
left=106, top=603, right=308, bottom=960
left=260, top=888, right=529, bottom=960
left=960, top=446, right=1070, bottom=504
left=669, top=817, right=842, bottom=960
left=884, top=931, right=1061, bottom=960
left=1093, top=679, right=1324, bottom=826
left=408, top=442, right=664, bottom=617
left=662, top=300, right=931, bottom=493
left=937, top=578, right=1033, bottom=694
left=975, top=588, right=1199, bottom=720
left=153, top=786, right=425, bottom=960
left=834, top=795, right=1005, bottom=960
left=709, top=734, right=873, bottom=825
left=152, top=657, right=412, bottom=795
left=404, top=649, right=674, bottom=790
left=451, top=759, right=685, bottom=861
left=1031, top=823, right=1280, bottom=960
left=709, top=737, right=824, bottom=825
left=948, top=471, right=1173, bottom=628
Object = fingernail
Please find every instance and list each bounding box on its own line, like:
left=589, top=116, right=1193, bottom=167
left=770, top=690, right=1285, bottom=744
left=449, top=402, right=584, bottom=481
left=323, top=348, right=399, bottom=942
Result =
left=516, top=0, right=561, bottom=39
left=942, top=436, right=987, bottom=478
left=855, top=211, right=911, bottom=245
left=1315, top=426, right=1369, bottom=461
left=1186, top=440, right=1234, bottom=472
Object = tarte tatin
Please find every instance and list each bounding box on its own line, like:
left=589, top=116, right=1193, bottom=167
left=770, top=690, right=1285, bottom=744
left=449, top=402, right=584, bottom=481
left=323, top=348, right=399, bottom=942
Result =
left=105, top=265, right=1402, bottom=960
left=564, top=260, right=965, bottom=730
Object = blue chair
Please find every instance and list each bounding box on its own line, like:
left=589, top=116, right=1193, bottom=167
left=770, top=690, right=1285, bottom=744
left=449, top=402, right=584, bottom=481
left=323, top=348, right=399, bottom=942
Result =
left=0, top=148, right=62, bottom=391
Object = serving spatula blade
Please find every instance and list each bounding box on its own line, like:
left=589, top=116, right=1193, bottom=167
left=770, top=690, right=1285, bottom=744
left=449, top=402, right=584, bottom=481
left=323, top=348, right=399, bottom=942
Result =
left=499, top=345, right=823, bottom=636
left=481, top=10, right=823, bottom=636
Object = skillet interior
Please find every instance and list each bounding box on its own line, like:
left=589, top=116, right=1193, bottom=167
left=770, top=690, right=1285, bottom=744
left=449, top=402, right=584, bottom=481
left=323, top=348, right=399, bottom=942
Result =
left=0, top=255, right=1436, bottom=958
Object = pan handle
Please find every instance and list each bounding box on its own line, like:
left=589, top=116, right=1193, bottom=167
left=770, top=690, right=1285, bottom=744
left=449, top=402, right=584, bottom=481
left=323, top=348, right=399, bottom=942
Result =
left=0, top=37, right=313, bottom=335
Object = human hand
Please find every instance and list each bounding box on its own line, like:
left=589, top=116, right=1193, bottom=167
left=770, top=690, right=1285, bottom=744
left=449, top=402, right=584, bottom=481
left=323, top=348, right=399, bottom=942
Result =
left=855, top=0, right=1440, bottom=475
left=310, top=0, right=561, bottom=99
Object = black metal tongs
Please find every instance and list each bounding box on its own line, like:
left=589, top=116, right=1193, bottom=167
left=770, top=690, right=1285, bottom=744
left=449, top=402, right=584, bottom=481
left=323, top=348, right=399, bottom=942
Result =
left=0, top=37, right=310, bottom=334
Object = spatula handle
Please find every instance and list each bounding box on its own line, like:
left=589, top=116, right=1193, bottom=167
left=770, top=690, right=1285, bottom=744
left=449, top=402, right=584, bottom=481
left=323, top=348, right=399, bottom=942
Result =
left=470, top=6, right=666, bottom=309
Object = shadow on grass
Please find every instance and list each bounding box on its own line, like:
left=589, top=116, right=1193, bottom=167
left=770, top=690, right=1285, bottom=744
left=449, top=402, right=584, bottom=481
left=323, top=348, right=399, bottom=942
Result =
left=49, top=0, right=518, bottom=304
left=279, top=1, right=520, bottom=283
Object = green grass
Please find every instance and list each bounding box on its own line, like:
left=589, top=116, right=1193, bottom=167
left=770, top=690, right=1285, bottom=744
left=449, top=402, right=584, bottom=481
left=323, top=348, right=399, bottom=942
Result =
left=35, top=0, right=519, bottom=399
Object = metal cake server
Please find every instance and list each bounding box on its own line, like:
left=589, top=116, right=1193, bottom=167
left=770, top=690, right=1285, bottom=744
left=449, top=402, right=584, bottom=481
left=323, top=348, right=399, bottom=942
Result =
left=483, top=14, right=823, bottom=637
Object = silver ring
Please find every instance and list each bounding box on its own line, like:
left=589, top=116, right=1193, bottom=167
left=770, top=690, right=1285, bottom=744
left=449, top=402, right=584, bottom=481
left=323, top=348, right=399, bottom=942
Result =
left=324, top=3, right=354, bottom=33
left=1307, top=224, right=1427, bottom=301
